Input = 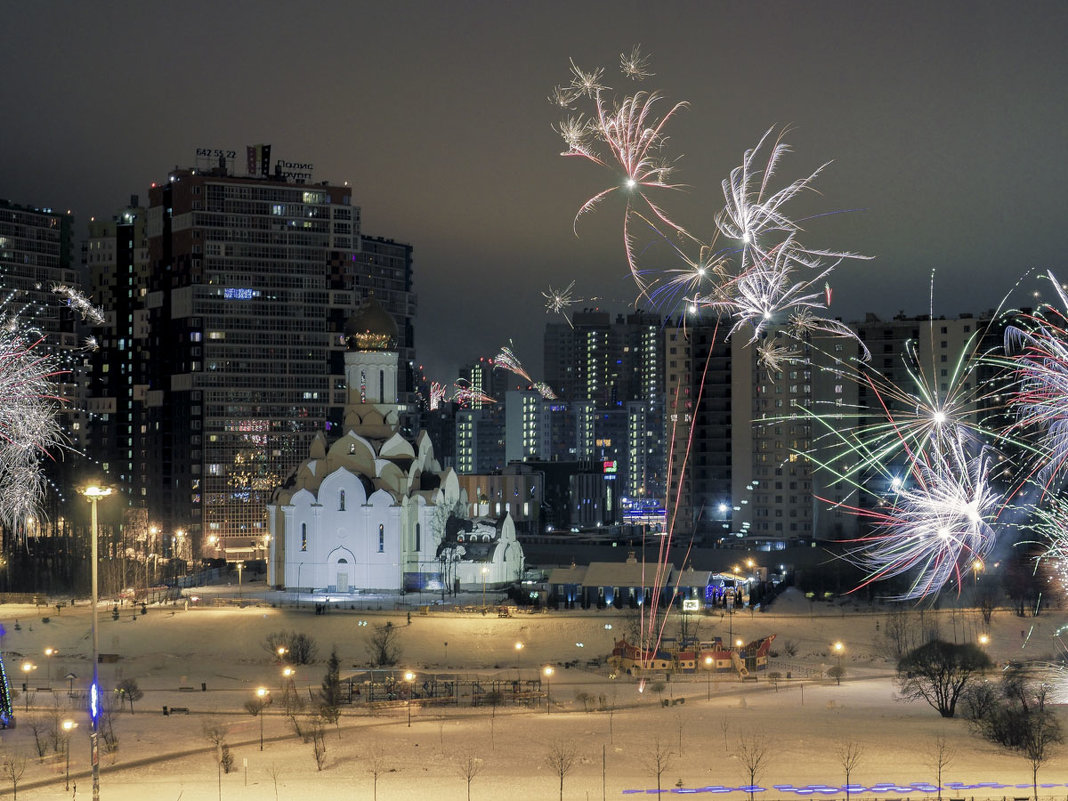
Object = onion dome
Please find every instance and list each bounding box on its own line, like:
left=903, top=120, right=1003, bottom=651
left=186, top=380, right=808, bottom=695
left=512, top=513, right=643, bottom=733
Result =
left=344, top=295, right=398, bottom=351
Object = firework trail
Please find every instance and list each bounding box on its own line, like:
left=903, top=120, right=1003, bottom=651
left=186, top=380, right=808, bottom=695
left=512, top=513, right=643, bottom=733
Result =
left=52, top=284, right=106, bottom=325
left=428, top=381, right=447, bottom=411
left=553, top=55, right=690, bottom=296
left=452, top=380, right=496, bottom=408
left=493, top=342, right=533, bottom=384
left=532, top=381, right=557, bottom=400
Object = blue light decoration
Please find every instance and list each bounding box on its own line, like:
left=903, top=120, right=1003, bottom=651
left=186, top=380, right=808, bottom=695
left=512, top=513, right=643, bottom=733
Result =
left=223, top=288, right=260, bottom=300
left=621, top=781, right=1068, bottom=795
left=90, top=681, right=99, bottom=724
left=0, top=639, right=13, bottom=728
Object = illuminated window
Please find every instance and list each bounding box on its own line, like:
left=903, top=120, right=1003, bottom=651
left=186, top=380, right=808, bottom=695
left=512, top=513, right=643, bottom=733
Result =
left=301, top=523, right=307, bottom=552
left=378, top=524, right=384, bottom=553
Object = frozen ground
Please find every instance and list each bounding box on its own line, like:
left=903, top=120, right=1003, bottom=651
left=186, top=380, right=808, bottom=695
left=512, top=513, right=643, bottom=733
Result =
left=0, top=586, right=1065, bottom=800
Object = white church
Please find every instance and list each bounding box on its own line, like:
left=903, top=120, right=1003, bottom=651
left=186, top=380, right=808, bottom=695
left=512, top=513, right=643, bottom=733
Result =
left=266, top=297, right=523, bottom=594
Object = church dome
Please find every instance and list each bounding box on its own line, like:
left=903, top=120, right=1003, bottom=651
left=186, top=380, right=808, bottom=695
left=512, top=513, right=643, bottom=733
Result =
left=345, top=295, right=398, bottom=351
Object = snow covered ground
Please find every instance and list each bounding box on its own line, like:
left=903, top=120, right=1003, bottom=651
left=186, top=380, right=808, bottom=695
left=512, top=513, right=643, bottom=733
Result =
left=0, top=586, right=1064, bottom=800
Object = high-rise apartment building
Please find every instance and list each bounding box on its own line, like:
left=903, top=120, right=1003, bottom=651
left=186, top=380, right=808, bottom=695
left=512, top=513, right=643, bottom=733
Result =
left=135, top=156, right=414, bottom=558
left=543, top=309, right=666, bottom=501
left=85, top=197, right=150, bottom=505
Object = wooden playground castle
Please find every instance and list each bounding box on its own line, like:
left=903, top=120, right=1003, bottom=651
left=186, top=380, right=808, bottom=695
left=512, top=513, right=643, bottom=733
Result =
left=607, top=634, right=776, bottom=677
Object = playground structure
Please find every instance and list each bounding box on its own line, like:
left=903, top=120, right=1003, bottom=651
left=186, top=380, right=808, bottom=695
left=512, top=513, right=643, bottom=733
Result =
left=345, top=669, right=545, bottom=709
left=0, top=649, right=14, bottom=728
left=607, top=634, right=776, bottom=678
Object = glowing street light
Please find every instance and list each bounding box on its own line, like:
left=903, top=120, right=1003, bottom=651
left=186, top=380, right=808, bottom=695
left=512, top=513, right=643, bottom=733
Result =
left=404, top=671, right=415, bottom=727
left=543, top=665, right=554, bottom=715
left=704, top=655, right=713, bottom=700
left=833, top=641, right=845, bottom=684
left=21, top=662, right=36, bottom=710
left=79, top=482, right=113, bottom=801
left=44, top=647, right=56, bottom=685
left=62, top=719, right=78, bottom=790
left=978, top=633, right=990, bottom=646
left=514, top=641, right=524, bottom=669
left=255, top=687, right=270, bottom=750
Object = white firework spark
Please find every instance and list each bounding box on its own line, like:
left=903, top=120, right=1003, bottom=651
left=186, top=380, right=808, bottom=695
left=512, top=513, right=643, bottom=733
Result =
left=1003, top=271, right=1068, bottom=483
left=620, top=45, right=653, bottom=81
left=493, top=342, right=533, bottom=384
left=533, top=381, right=558, bottom=401
left=52, top=283, right=106, bottom=326
left=844, top=437, right=1001, bottom=601
left=0, top=326, right=68, bottom=527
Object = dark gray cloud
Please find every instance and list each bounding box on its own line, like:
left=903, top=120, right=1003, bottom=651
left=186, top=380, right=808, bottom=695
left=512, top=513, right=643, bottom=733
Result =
left=2, top=1, right=1066, bottom=382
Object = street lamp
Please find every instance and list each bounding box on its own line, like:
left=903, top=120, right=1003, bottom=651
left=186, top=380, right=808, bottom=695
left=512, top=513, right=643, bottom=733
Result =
left=80, top=482, right=113, bottom=801
left=21, top=662, right=36, bottom=711
left=404, top=671, right=415, bottom=727
left=543, top=665, right=554, bottom=715
left=44, top=647, right=56, bottom=685
left=63, top=719, right=78, bottom=790
left=833, top=641, right=844, bottom=685
left=255, top=687, right=270, bottom=750
left=978, top=633, right=990, bottom=646
left=514, top=641, right=523, bottom=670
left=277, top=646, right=288, bottom=663
left=704, top=655, right=713, bottom=700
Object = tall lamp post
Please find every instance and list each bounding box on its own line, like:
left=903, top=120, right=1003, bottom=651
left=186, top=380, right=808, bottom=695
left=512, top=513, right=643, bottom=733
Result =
left=704, top=655, right=713, bottom=701
left=543, top=665, right=553, bottom=715
left=514, top=641, right=523, bottom=670
left=833, top=640, right=844, bottom=685
left=44, top=647, right=56, bottom=686
left=21, top=662, right=36, bottom=710
left=81, top=483, right=113, bottom=801
left=255, top=687, right=270, bottom=750
left=404, top=671, right=415, bottom=727
left=63, top=719, right=78, bottom=790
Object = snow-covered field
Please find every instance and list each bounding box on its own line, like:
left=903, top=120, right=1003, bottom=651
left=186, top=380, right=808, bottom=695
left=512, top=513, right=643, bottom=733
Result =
left=0, top=587, right=1065, bottom=800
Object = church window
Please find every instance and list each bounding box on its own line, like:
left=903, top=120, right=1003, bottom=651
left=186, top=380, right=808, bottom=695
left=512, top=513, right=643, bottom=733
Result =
left=301, top=523, right=307, bottom=552
left=339, top=490, right=346, bottom=511
left=379, top=370, right=385, bottom=402
left=378, top=524, right=384, bottom=553
left=415, top=523, right=421, bottom=551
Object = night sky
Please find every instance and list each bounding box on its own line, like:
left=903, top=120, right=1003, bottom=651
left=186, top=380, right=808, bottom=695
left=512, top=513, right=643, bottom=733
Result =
left=3, top=1, right=1067, bottom=383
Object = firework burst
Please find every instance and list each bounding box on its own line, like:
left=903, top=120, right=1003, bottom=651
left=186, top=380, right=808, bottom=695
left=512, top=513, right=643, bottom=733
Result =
left=842, top=436, right=1001, bottom=601
left=1003, top=271, right=1068, bottom=484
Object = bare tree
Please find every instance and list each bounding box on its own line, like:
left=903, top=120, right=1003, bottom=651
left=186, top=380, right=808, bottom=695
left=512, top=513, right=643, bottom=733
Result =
left=308, top=714, right=327, bottom=770
left=367, top=746, right=392, bottom=801
left=23, top=714, right=49, bottom=757
left=454, top=749, right=485, bottom=801
left=640, top=736, right=674, bottom=799
left=720, top=718, right=730, bottom=752
left=544, top=740, right=578, bottom=801
left=115, top=677, right=143, bottom=713
left=835, top=740, right=864, bottom=801
left=366, top=621, right=402, bottom=667
left=265, top=762, right=283, bottom=801
left=827, top=664, right=846, bottom=685
left=1, top=753, right=26, bottom=800
left=926, top=734, right=955, bottom=801
left=265, top=630, right=319, bottom=664
left=975, top=583, right=999, bottom=625
left=735, top=732, right=770, bottom=801
left=896, top=640, right=992, bottom=718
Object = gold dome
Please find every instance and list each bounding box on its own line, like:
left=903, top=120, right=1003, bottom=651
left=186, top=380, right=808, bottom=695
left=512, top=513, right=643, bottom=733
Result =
left=344, top=295, right=398, bottom=351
